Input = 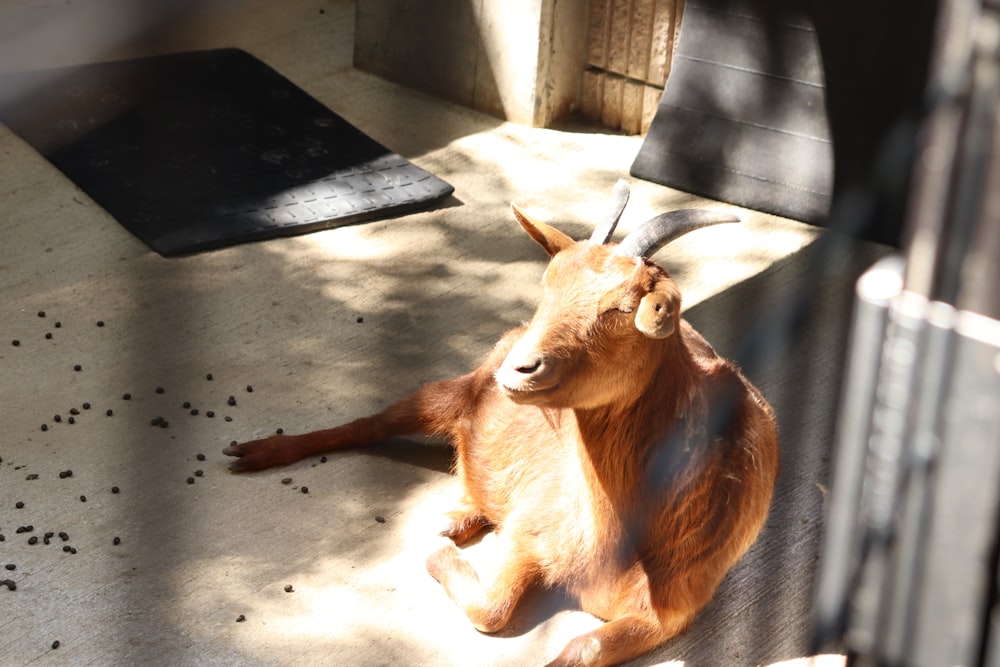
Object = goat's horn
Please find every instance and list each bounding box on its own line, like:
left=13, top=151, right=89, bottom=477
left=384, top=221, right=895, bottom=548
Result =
left=614, top=209, right=740, bottom=258
left=589, top=179, right=631, bottom=245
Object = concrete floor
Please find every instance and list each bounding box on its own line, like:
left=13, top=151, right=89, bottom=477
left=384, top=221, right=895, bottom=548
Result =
left=0, top=1, right=891, bottom=665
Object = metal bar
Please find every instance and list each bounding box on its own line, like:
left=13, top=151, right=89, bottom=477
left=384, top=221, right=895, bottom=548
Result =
left=813, top=255, right=904, bottom=648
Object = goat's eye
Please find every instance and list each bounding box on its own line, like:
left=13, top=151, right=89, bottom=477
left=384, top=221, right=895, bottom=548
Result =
left=599, top=302, right=632, bottom=316
left=612, top=296, right=638, bottom=315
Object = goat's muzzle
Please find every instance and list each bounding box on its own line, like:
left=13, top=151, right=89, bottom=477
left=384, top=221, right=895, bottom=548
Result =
left=495, top=340, right=561, bottom=403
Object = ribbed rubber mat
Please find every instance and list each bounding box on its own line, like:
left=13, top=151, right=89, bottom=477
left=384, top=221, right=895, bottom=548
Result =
left=0, top=48, right=454, bottom=256
left=630, top=0, right=832, bottom=224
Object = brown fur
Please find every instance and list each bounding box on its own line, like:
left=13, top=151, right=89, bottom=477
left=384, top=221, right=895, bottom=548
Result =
left=225, top=204, right=779, bottom=667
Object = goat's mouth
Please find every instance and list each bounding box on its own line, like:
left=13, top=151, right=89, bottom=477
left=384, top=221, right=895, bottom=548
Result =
left=499, top=380, right=561, bottom=403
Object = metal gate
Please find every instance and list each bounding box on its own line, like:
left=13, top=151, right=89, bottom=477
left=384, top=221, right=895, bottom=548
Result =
left=813, top=1, right=1000, bottom=665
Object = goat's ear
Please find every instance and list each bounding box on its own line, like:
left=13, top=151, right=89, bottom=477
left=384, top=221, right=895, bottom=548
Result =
left=634, top=284, right=680, bottom=339
left=511, top=203, right=575, bottom=257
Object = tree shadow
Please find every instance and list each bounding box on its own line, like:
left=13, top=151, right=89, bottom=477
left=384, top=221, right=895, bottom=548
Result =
left=0, top=2, right=909, bottom=665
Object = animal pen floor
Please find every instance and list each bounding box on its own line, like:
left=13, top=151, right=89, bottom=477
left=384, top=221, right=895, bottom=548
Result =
left=0, top=2, right=890, bottom=665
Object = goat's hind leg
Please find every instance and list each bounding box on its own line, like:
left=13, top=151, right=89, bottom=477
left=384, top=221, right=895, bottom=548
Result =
left=224, top=377, right=468, bottom=471
left=546, top=613, right=684, bottom=667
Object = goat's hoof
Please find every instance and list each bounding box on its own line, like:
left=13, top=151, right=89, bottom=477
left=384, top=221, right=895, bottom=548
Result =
left=441, top=510, right=490, bottom=545
left=545, top=636, right=603, bottom=667
left=223, top=435, right=293, bottom=471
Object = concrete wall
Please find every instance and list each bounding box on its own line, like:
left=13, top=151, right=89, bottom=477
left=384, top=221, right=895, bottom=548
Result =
left=354, top=0, right=589, bottom=127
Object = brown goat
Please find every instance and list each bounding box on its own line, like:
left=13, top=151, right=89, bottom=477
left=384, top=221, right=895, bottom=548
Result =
left=224, top=181, right=780, bottom=667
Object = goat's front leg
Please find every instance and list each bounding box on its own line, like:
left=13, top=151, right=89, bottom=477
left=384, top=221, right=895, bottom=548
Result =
left=224, top=377, right=468, bottom=471
left=545, top=613, right=683, bottom=667
left=426, top=531, right=535, bottom=634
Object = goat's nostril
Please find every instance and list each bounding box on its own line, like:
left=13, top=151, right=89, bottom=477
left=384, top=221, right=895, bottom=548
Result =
left=515, top=358, right=542, bottom=374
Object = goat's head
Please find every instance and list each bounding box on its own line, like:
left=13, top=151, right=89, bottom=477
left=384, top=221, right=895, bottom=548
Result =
left=495, top=181, right=738, bottom=409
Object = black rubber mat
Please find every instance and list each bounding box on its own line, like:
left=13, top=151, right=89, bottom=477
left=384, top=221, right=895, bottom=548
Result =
left=0, top=48, right=454, bottom=256
left=630, top=0, right=832, bottom=224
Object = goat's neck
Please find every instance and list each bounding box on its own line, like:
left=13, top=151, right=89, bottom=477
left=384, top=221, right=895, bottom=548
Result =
left=573, top=334, right=699, bottom=508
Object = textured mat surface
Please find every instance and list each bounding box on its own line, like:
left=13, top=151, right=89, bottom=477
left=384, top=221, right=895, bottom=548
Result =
left=0, top=48, right=454, bottom=256
left=631, top=0, right=832, bottom=224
